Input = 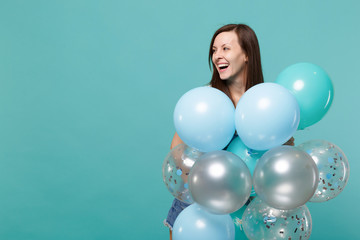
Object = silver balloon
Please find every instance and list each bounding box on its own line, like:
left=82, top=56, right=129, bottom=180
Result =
left=253, top=146, right=319, bottom=210
left=242, top=197, right=312, bottom=240
left=188, top=150, right=252, bottom=214
left=297, top=140, right=350, bottom=202
left=162, top=144, right=203, bottom=204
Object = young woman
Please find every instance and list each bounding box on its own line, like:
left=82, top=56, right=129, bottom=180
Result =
left=164, top=24, right=293, bottom=239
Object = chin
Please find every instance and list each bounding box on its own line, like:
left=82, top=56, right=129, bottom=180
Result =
left=219, top=75, right=231, bottom=81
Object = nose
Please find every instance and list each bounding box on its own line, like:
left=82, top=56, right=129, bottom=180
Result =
left=213, top=51, right=223, bottom=62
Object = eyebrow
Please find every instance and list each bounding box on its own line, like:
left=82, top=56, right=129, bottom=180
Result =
left=212, top=43, right=230, bottom=49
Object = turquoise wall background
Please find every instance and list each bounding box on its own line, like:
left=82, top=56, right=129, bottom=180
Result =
left=0, top=0, right=359, bottom=239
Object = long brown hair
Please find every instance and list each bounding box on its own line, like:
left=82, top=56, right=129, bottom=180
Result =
left=209, top=24, right=264, bottom=99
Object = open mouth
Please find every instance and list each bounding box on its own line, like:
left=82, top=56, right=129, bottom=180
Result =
left=218, top=64, right=229, bottom=71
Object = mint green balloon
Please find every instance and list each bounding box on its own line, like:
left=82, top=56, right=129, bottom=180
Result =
left=276, top=63, right=334, bottom=129
left=230, top=204, right=249, bottom=240
left=227, top=137, right=265, bottom=196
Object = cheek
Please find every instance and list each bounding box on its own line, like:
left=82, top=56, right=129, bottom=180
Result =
left=235, top=55, right=246, bottom=67
left=211, top=57, right=217, bottom=67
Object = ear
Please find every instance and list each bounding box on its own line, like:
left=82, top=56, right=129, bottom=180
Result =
left=245, top=56, right=248, bottom=63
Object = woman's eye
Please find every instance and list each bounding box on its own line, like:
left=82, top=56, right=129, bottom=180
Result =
left=224, top=47, right=229, bottom=51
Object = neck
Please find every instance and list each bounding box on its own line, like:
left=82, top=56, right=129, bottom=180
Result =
left=227, top=72, right=247, bottom=106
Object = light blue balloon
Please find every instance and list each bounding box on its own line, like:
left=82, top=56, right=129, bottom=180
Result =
left=174, top=87, right=235, bottom=152
left=275, top=62, right=334, bottom=129
left=235, top=83, right=300, bottom=151
left=227, top=137, right=265, bottom=196
left=173, top=204, right=235, bottom=240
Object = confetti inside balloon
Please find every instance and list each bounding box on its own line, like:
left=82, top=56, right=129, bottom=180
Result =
left=297, top=140, right=350, bottom=202
left=230, top=202, right=250, bottom=240
left=242, top=197, right=312, bottom=240
left=162, top=144, right=203, bottom=204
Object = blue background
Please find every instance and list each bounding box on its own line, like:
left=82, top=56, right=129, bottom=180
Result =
left=0, top=0, right=359, bottom=239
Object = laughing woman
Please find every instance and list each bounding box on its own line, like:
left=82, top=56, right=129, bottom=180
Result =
left=164, top=24, right=293, bottom=239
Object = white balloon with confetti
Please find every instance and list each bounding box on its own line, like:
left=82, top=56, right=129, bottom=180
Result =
left=162, top=144, right=203, bottom=204
left=297, top=139, right=350, bottom=202
left=242, top=197, right=312, bottom=240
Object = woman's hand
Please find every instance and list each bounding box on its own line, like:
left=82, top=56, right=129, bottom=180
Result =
left=283, top=137, right=295, bottom=146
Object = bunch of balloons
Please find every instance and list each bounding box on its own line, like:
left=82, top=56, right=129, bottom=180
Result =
left=162, top=63, right=350, bottom=240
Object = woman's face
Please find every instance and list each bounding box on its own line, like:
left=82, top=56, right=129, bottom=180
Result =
left=212, top=31, right=248, bottom=81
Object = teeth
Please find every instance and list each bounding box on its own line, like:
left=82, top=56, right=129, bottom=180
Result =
left=218, top=64, right=229, bottom=68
